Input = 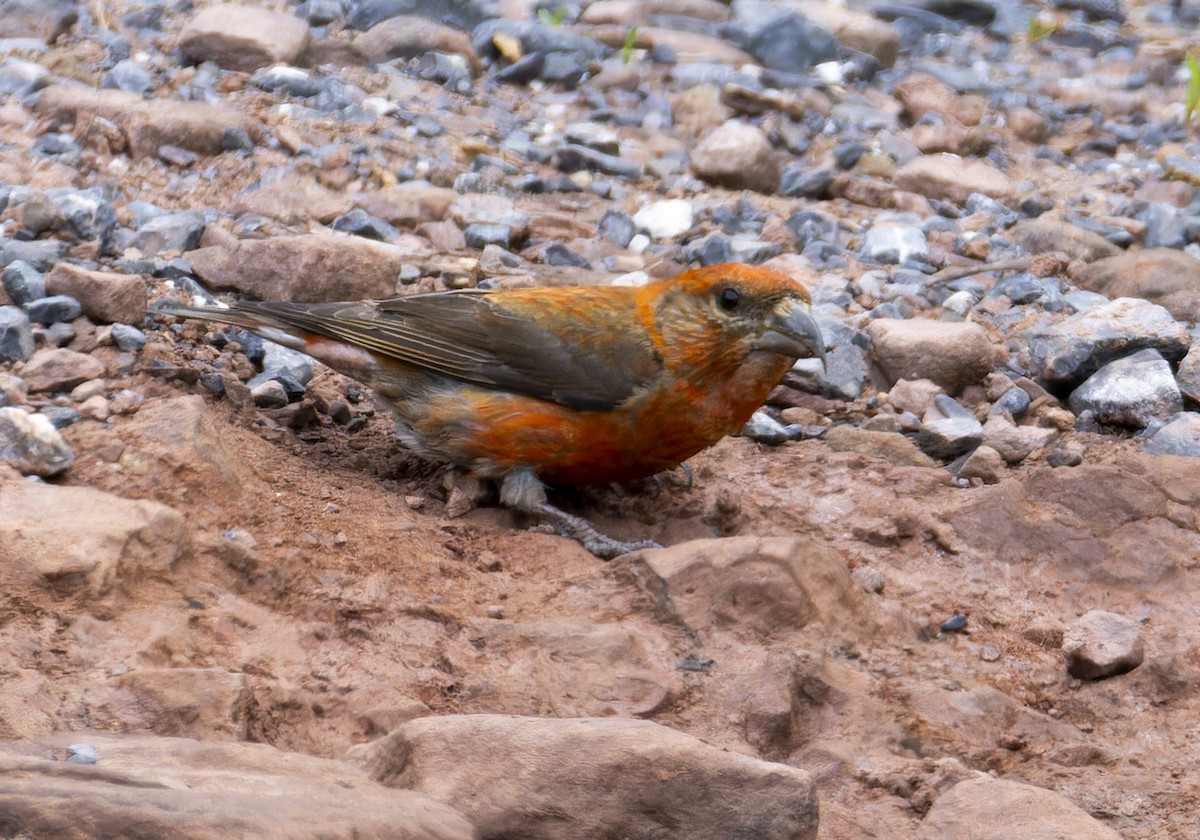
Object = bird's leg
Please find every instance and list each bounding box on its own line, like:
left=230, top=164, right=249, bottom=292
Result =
left=499, top=467, right=661, bottom=560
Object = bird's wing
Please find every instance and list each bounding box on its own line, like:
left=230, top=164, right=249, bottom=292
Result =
left=232, top=290, right=661, bottom=411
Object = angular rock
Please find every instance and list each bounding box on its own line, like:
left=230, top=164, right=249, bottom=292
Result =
left=187, top=234, right=407, bottom=303
left=957, top=443, right=1004, bottom=482
left=35, top=86, right=262, bottom=159
left=1068, top=348, right=1182, bottom=428
left=981, top=414, right=1056, bottom=463
left=1063, top=609, right=1144, bottom=680
left=1030, top=297, right=1191, bottom=387
left=0, top=305, right=34, bottom=362
left=0, top=406, right=73, bottom=476
left=362, top=714, right=818, bottom=840
left=130, top=211, right=207, bottom=256
left=1176, top=342, right=1200, bottom=404
left=918, top=394, right=984, bottom=459
left=1076, top=247, right=1200, bottom=320
left=0, top=732, right=474, bottom=840
left=18, top=348, right=105, bottom=393
left=178, top=5, right=311, bottom=72
left=1144, top=411, right=1200, bottom=457
left=863, top=224, right=928, bottom=263
left=893, top=72, right=985, bottom=125
left=690, top=122, right=781, bottom=194
left=916, top=776, right=1122, bottom=840
left=893, top=154, right=1014, bottom=204
left=867, top=319, right=1002, bottom=391
left=1, top=261, right=46, bottom=306
left=0, top=481, right=185, bottom=597
left=799, top=1, right=898, bottom=66
left=44, top=263, right=146, bottom=325
left=1010, top=217, right=1121, bottom=262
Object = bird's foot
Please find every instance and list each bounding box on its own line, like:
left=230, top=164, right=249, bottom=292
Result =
left=500, top=467, right=660, bottom=560
left=535, top=502, right=660, bottom=560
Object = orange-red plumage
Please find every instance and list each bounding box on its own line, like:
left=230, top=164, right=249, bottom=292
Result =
left=163, top=263, right=824, bottom=556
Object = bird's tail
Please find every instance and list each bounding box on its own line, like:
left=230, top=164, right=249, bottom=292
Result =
left=155, top=301, right=310, bottom=352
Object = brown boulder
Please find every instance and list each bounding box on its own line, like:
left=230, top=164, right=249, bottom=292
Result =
left=44, top=263, right=146, bottom=325
left=361, top=713, right=818, bottom=840
left=0, top=731, right=474, bottom=840
left=1076, top=247, right=1200, bottom=319
left=187, top=234, right=409, bottom=302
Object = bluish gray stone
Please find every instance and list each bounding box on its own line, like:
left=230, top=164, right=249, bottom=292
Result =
left=1, top=260, right=44, bottom=305
left=863, top=225, right=928, bottom=264
left=0, top=305, right=35, bottom=362
left=24, top=295, right=82, bottom=325
left=917, top=394, right=984, bottom=458
left=1028, top=298, right=1191, bottom=387
left=1144, top=412, right=1200, bottom=457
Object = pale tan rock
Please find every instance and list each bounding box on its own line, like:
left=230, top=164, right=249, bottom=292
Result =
left=44, top=263, right=146, bottom=325
left=893, top=154, right=1014, bottom=204
left=637, top=26, right=755, bottom=65
left=1011, top=217, right=1121, bottom=262
left=691, top=121, right=780, bottom=194
left=825, top=425, right=936, bottom=467
left=893, top=72, right=986, bottom=125
left=1077, top=248, right=1200, bottom=319
left=178, top=5, right=311, bottom=72
left=463, top=617, right=674, bottom=716
left=354, top=16, right=481, bottom=72
left=1063, top=609, right=1144, bottom=680
left=867, top=319, right=1004, bottom=391
left=0, top=731, right=474, bottom=840
left=888, top=377, right=944, bottom=416
left=916, top=776, right=1122, bottom=840
left=628, top=536, right=882, bottom=643
left=957, top=444, right=1004, bottom=483
left=234, top=175, right=351, bottom=225
left=0, top=482, right=186, bottom=598
left=188, top=233, right=411, bottom=302
left=802, top=2, right=899, bottom=67
left=18, top=348, right=104, bottom=392
left=35, top=85, right=262, bottom=159
left=355, top=185, right=458, bottom=227
left=361, top=714, right=818, bottom=840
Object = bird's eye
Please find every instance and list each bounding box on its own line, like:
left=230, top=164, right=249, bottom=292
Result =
left=718, top=287, right=740, bottom=312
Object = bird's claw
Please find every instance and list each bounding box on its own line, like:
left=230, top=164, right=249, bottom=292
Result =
left=537, top=503, right=660, bottom=560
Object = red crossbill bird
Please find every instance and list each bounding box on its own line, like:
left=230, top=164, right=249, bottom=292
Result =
left=162, top=263, right=825, bottom=557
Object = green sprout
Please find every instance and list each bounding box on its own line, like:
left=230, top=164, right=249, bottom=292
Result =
left=1026, top=15, right=1057, bottom=41
left=537, top=5, right=565, bottom=25
left=1186, top=53, right=1200, bottom=125
left=621, top=26, right=639, bottom=65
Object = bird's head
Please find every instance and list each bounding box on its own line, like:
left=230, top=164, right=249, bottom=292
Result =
left=648, top=263, right=826, bottom=381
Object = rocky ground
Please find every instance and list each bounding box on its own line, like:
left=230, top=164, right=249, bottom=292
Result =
left=3, top=0, right=1200, bottom=837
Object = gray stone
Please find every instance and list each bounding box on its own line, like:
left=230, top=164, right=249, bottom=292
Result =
left=131, top=211, right=207, bottom=256
left=0, top=406, right=74, bottom=477
left=1068, top=348, right=1182, bottom=429
left=0, top=57, right=49, bottom=98
left=1144, top=412, right=1200, bottom=457
left=1, top=260, right=45, bottom=305
left=250, top=379, right=290, bottom=409
left=23, top=294, right=81, bottom=325
left=1063, top=609, right=1144, bottom=680
left=981, top=414, right=1055, bottom=463
left=0, top=306, right=34, bottom=362
left=1029, top=298, right=1191, bottom=387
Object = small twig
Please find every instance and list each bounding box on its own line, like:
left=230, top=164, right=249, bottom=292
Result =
left=926, top=257, right=1034, bottom=287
